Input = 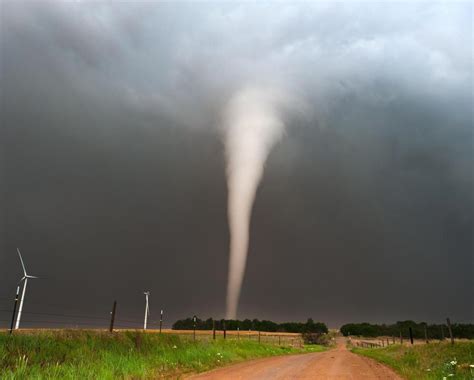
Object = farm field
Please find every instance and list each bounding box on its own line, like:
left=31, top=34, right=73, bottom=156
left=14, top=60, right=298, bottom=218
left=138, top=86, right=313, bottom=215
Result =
left=159, top=329, right=303, bottom=345
left=352, top=340, right=474, bottom=379
left=0, top=329, right=322, bottom=379
left=1, top=328, right=304, bottom=345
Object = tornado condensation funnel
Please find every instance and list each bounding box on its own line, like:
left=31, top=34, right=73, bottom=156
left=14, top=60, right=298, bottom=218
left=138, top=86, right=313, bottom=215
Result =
left=224, top=86, right=285, bottom=319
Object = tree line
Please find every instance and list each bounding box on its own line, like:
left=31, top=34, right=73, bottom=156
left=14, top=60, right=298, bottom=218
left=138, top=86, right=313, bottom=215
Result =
left=172, top=317, right=328, bottom=334
left=340, top=321, right=474, bottom=339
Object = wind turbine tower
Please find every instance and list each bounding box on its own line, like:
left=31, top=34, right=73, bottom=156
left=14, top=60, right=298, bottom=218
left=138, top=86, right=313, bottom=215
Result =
left=143, top=291, right=150, bottom=330
left=15, top=249, right=39, bottom=329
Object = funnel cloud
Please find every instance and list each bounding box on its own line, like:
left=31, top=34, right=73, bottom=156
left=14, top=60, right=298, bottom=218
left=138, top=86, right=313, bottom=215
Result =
left=224, top=87, right=286, bottom=319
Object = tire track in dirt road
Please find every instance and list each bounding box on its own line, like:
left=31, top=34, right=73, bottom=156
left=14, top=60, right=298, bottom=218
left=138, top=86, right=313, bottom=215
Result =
left=186, top=338, right=402, bottom=379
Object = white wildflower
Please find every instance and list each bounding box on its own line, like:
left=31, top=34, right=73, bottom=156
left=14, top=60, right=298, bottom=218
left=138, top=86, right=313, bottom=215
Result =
left=173, top=345, right=177, bottom=349
left=450, top=360, right=457, bottom=366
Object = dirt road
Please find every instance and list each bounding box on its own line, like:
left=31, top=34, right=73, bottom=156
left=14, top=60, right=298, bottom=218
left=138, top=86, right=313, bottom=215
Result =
left=187, top=339, right=402, bottom=380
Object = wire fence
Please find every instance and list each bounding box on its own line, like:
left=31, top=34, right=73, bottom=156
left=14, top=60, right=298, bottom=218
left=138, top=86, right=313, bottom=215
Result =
left=172, top=330, right=303, bottom=346
left=0, top=308, right=161, bottom=330
left=0, top=308, right=303, bottom=346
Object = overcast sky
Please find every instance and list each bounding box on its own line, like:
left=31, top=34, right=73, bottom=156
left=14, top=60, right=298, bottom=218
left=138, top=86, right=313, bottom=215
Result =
left=1, top=1, right=472, bottom=328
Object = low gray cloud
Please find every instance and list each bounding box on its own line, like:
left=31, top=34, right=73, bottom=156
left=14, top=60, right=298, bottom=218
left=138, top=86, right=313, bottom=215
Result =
left=1, top=1, right=472, bottom=326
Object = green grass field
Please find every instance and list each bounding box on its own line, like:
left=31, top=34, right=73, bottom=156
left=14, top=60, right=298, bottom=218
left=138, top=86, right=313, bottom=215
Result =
left=353, top=341, right=474, bottom=379
left=0, top=330, right=324, bottom=379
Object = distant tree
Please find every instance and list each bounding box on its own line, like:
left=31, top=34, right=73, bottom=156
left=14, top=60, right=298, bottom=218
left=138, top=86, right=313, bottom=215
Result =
left=302, top=332, right=330, bottom=345
left=204, top=318, right=214, bottom=330
left=241, top=319, right=252, bottom=330
left=172, top=317, right=328, bottom=334
left=340, top=321, right=474, bottom=339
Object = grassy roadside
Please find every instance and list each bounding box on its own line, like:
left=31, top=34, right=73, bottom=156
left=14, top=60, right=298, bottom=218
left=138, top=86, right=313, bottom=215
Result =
left=352, top=341, right=474, bottom=379
left=0, top=330, right=324, bottom=379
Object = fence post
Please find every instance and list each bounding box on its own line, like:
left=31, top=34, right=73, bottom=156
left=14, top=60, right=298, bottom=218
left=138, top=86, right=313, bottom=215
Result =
left=278, top=335, right=281, bottom=345
left=409, top=327, right=414, bottom=345
left=440, top=325, right=445, bottom=340
left=212, top=320, right=216, bottom=340
left=399, top=330, right=403, bottom=344
left=248, top=329, right=251, bottom=340
left=258, top=331, right=261, bottom=343
left=193, top=315, right=197, bottom=342
left=109, top=300, right=117, bottom=332
left=446, top=318, right=454, bottom=345
left=424, top=323, right=429, bottom=343
left=223, top=321, right=226, bottom=340
left=237, top=327, right=240, bottom=340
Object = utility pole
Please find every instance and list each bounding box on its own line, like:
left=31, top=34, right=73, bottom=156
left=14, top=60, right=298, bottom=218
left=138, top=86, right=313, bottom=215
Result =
left=193, top=315, right=197, bottom=342
left=109, top=300, right=117, bottom=332
left=9, top=286, right=20, bottom=335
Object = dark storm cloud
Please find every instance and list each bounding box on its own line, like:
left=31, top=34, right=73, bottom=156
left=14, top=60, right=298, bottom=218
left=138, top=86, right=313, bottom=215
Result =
left=1, top=1, right=472, bottom=327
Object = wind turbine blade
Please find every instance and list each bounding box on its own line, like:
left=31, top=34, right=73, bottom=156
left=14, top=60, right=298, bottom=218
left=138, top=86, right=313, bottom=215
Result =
left=17, top=248, right=27, bottom=276
left=26, top=275, right=39, bottom=279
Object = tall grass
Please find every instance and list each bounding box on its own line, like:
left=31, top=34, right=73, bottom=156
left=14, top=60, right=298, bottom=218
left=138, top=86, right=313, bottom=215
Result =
left=0, top=330, right=323, bottom=379
left=353, top=341, right=474, bottom=380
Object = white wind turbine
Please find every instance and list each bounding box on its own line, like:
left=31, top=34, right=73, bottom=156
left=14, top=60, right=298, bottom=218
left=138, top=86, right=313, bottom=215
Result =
left=143, top=291, right=150, bottom=330
left=15, top=248, right=39, bottom=329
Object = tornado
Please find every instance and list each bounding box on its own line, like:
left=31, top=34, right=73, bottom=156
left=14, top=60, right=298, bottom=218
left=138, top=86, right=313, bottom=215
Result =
left=224, top=86, right=285, bottom=319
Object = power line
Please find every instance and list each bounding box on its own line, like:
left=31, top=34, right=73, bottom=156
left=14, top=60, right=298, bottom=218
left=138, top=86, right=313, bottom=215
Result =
left=0, top=309, right=107, bottom=320
left=0, top=318, right=141, bottom=328
left=0, top=309, right=162, bottom=326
